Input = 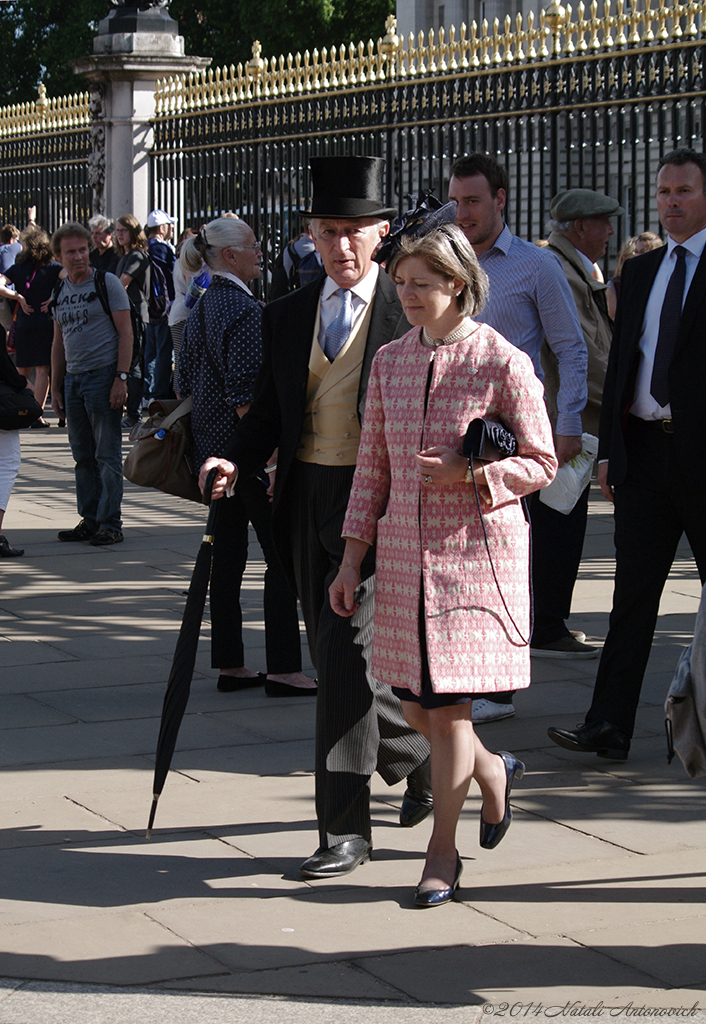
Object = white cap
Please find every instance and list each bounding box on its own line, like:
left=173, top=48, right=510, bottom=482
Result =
left=146, top=209, right=175, bottom=227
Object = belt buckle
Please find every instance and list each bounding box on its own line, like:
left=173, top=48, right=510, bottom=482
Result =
left=661, top=418, right=674, bottom=434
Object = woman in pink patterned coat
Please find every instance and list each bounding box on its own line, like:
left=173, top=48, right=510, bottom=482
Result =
left=329, top=224, right=557, bottom=907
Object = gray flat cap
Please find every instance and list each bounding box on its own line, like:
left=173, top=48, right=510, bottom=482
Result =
left=550, top=188, right=624, bottom=220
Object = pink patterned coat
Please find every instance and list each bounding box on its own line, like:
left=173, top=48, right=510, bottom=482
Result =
left=342, top=324, right=557, bottom=695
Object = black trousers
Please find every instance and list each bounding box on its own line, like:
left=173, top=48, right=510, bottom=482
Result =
left=288, top=461, right=430, bottom=849
left=530, top=483, right=590, bottom=646
left=587, top=416, right=706, bottom=737
left=210, top=474, right=301, bottom=674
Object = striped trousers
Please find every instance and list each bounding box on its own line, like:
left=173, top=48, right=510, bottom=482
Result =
left=288, top=461, right=430, bottom=849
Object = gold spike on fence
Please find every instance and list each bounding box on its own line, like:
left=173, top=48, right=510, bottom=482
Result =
left=0, top=85, right=91, bottom=139
left=154, top=1, right=703, bottom=115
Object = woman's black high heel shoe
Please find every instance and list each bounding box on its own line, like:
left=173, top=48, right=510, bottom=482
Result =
left=479, top=751, right=525, bottom=850
left=413, top=854, right=463, bottom=908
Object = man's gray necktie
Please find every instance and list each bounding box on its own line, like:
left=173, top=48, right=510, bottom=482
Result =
left=323, top=288, right=354, bottom=362
left=651, top=245, right=687, bottom=407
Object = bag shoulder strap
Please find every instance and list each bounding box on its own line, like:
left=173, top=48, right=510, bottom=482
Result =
left=93, top=269, right=111, bottom=319
left=50, top=276, right=65, bottom=311
left=160, top=396, right=193, bottom=431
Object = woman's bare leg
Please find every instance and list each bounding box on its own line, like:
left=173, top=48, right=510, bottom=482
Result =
left=400, top=699, right=507, bottom=890
left=32, top=366, right=50, bottom=410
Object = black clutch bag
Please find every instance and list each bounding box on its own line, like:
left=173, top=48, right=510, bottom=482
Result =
left=462, top=415, right=529, bottom=646
left=462, top=418, right=517, bottom=462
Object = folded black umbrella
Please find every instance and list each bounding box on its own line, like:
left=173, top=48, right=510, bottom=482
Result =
left=146, top=469, right=220, bottom=838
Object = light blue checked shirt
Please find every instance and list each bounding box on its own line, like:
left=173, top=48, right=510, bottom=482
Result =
left=475, top=225, right=588, bottom=437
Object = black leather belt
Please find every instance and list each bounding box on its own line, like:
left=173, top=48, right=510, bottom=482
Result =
left=629, top=414, right=673, bottom=434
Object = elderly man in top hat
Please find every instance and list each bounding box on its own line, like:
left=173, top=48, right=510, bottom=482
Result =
left=200, top=156, right=431, bottom=878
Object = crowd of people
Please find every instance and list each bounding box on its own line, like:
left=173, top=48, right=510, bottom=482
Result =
left=1, top=146, right=703, bottom=907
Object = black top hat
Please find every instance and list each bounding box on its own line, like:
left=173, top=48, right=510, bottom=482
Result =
left=306, top=156, right=398, bottom=220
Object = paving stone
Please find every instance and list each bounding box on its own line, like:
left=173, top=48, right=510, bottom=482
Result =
left=354, top=936, right=659, bottom=1006
left=0, top=655, right=192, bottom=693
left=0, top=910, right=222, bottom=985
left=150, top=886, right=522, bottom=974
left=0, top=694, right=76, bottom=729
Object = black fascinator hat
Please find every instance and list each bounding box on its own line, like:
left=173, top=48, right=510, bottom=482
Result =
left=374, top=191, right=458, bottom=266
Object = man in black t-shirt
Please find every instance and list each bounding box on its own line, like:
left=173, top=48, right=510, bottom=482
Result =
left=89, top=216, right=119, bottom=276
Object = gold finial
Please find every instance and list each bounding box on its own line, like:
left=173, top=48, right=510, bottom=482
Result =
left=381, top=14, right=399, bottom=53
left=246, top=40, right=265, bottom=79
left=36, top=83, right=48, bottom=116
left=544, top=2, right=566, bottom=54
left=381, top=13, right=399, bottom=76
left=515, top=11, right=526, bottom=60
left=602, top=0, right=614, bottom=46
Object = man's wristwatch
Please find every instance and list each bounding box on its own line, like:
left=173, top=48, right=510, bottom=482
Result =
left=116, top=372, right=129, bottom=381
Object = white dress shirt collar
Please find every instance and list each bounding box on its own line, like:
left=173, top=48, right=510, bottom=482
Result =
left=666, top=224, right=706, bottom=260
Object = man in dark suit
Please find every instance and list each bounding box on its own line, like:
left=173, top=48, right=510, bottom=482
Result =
left=200, top=156, right=431, bottom=877
left=548, top=148, right=706, bottom=761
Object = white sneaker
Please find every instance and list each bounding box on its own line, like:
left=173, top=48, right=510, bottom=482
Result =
left=472, top=699, right=516, bottom=724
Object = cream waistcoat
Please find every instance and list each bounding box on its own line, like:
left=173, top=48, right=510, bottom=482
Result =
left=296, top=297, right=374, bottom=465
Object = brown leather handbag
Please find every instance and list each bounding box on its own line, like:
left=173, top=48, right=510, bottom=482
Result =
left=122, top=397, right=203, bottom=504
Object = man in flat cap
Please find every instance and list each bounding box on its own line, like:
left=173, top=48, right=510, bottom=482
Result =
left=448, top=154, right=590, bottom=727
left=525, top=188, right=624, bottom=662
left=200, top=156, right=431, bottom=877
left=549, top=148, right=706, bottom=760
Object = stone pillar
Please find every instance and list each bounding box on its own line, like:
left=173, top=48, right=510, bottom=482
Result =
left=72, top=3, right=210, bottom=224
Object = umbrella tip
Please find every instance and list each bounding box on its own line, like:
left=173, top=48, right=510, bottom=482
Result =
left=146, top=795, right=159, bottom=839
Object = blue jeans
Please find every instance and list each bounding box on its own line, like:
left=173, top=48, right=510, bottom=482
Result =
left=65, top=365, right=123, bottom=531
left=144, top=318, right=173, bottom=400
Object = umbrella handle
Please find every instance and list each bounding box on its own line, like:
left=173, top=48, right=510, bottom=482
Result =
left=203, top=466, right=221, bottom=537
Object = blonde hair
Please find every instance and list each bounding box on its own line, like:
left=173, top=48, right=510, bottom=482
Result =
left=613, top=237, right=638, bottom=279
left=180, top=217, right=254, bottom=274
left=387, top=223, right=489, bottom=317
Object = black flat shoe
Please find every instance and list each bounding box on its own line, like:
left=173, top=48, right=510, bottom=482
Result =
left=399, top=756, right=433, bottom=827
left=479, top=751, right=525, bottom=850
left=216, top=673, right=264, bottom=692
left=413, top=854, right=463, bottom=907
left=299, top=839, right=372, bottom=878
left=0, top=535, right=24, bottom=557
left=547, top=719, right=630, bottom=760
left=264, top=677, right=318, bottom=697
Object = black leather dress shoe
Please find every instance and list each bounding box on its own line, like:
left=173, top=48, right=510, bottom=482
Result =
left=299, top=839, right=372, bottom=878
left=413, top=854, right=463, bottom=908
left=547, top=719, right=630, bottom=760
left=479, top=751, right=525, bottom=850
left=400, top=757, right=433, bottom=827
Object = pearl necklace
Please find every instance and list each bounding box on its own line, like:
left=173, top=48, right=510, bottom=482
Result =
left=421, top=318, right=477, bottom=349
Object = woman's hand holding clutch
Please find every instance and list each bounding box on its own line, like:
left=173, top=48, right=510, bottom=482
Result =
left=415, top=446, right=486, bottom=488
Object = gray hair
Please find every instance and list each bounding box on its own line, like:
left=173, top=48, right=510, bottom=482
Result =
left=548, top=218, right=573, bottom=234
left=180, top=217, right=254, bottom=274
left=387, top=223, right=489, bottom=317
left=88, top=215, right=113, bottom=233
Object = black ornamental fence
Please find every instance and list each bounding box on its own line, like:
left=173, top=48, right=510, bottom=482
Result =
left=0, top=86, right=92, bottom=233
left=0, top=2, right=703, bottom=265
left=150, top=5, right=706, bottom=289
